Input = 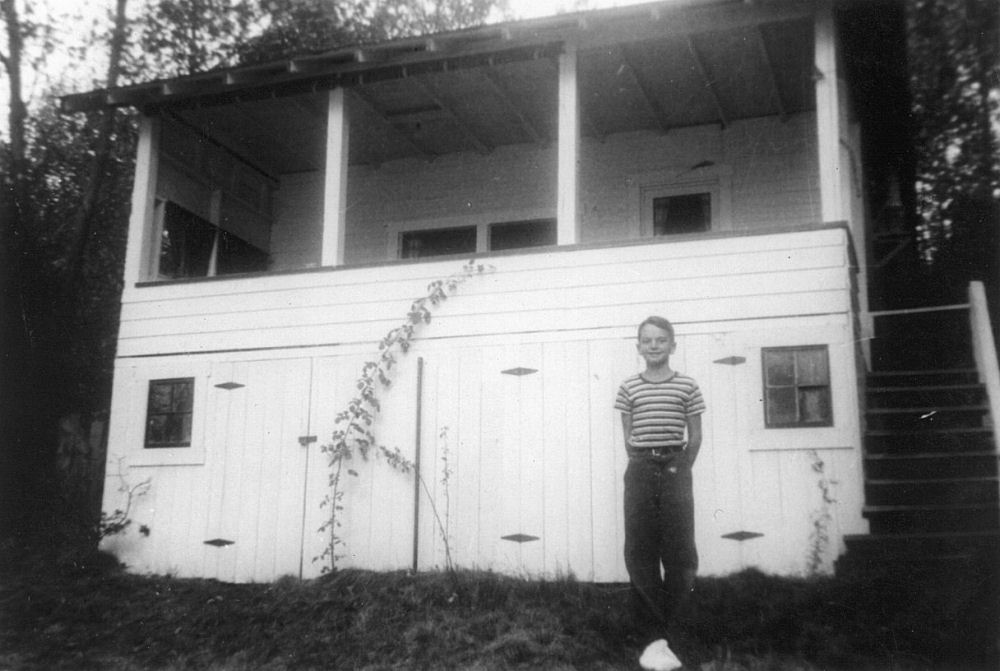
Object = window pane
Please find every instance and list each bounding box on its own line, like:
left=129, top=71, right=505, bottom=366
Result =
left=149, top=384, right=173, bottom=414
left=489, top=219, right=556, bottom=251
left=159, top=202, right=215, bottom=279
left=217, top=230, right=270, bottom=275
left=796, top=348, right=829, bottom=385
left=172, top=381, right=194, bottom=412
left=400, top=226, right=477, bottom=259
left=146, top=378, right=194, bottom=447
left=653, top=193, right=711, bottom=235
left=799, top=387, right=832, bottom=424
left=763, top=350, right=795, bottom=386
left=766, top=388, right=798, bottom=426
left=146, top=415, right=168, bottom=444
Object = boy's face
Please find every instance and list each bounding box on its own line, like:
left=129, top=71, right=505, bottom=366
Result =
left=637, top=323, right=676, bottom=366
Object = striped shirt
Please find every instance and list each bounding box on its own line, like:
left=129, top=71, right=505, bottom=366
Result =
left=614, top=372, right=706, bottom=451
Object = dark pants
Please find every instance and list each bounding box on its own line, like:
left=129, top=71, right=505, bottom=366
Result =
left=623, top=452, right=697, bottom=642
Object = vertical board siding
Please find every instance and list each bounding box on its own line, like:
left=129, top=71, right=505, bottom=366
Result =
left=104, top=228, right=865, bottom=582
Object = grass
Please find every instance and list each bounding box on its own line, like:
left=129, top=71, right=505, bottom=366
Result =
left=1, top=539, right=996, bottom=671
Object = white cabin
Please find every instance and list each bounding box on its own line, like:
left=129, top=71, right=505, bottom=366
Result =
left=66, top=0, right=883, bottom=582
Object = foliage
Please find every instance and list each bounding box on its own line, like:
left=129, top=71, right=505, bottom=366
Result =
left=1, top=558, right=995, bottom=670
left=317, top=260, right=493, bottom=571
left=805, top=451, right=837, bottom=576
left=908, top=0, right=999, bottom=262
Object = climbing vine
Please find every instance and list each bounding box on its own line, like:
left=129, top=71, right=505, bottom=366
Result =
left=806, top=450, right=838, bottom=575
left=317, top=260, right=493, bottom=572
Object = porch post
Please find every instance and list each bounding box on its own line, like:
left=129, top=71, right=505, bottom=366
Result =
left=122, top=114, right=160, bottom=287
left=322, top=87, right=350, bottom=266
left=814, top=2, right=845, bottom=223
left=557, top=44, right=580, bottom=245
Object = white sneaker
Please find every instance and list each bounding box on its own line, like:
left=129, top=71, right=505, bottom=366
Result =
left=639, top=638, right=683, bottom=671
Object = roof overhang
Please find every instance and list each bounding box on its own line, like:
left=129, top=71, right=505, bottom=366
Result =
left=60, top=0, right=817, bottom=114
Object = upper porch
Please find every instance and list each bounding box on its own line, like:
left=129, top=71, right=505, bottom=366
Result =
left=62, top=0, right=865, bottom=306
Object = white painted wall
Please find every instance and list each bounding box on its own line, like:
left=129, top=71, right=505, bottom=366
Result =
left=266, top=113, right=820, bottom=268
left=104, top=227, right=866, bottom=582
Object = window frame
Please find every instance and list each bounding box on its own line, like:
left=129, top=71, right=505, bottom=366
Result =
left=118, top=361, right=211, bottom=467
left=761, top=345, right=834, bottom=429
left=631, top=165, right=733, bottom=238
left=388, top=210, right=557, bottom=260
left=144, top=377, right=196, bottom=448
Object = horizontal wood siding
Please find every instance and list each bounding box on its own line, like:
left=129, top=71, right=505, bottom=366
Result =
left=118, top=227, right=850, bottom=358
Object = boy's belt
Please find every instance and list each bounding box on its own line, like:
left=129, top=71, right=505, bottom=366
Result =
left=633, top=446, right=683, bottom=458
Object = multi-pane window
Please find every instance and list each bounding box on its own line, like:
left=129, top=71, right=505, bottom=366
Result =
left=145, top=378, right=195, bottom=447
left=762, top=346, right=832, bottom=428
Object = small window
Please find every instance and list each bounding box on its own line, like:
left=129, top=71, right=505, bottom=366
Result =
left=489, top=219, right=556, bottom=251
left=652, top=192, right=711, bottom=235
left=762, top=346, right=832, bottom=428
left=145, top=378, right=195, bottom=448
left=400, top=226, right=477, bottom=259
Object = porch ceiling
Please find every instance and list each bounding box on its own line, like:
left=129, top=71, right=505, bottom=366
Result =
left=146, top=4, right=816, bottom=175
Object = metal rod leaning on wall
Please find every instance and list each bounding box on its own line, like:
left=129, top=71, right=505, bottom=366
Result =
left=412, top=356, right=424, bottom=573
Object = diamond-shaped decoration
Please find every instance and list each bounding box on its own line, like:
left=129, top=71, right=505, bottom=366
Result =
left=721, top=531, right=763, bottom=542
left=501, top=367, right=538, bottom=376
left=204, top=538, right=235, bottom=547
left=501, top=533, right=539, bottom=543
left=215, top=382, right=245, bottom=390
left=713, top=356, right=747, bottom=366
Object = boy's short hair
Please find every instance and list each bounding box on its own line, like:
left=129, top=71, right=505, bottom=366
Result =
left=637, top=315, right=674, bottom=341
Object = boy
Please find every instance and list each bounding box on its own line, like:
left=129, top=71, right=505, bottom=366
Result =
left=614, top=316, right=706, bottom=671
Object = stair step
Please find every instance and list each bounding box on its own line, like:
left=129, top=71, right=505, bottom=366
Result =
left=863, top=503, right=1000, bottom=534
left=866, top=405, right=990, bottom=430
left=868, top=368, right=980, bottom=387
left=865, top=426, right=995, bottom=454
left=866, top=384, right=987, bottom=408
left=864, top=451, right=998, bottom=479
left=866, top=477, right=998, bottom=506
left=839, top=530, right=1000, bottom=571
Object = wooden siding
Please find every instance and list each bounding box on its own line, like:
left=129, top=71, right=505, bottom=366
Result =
left=103, top=226, right=865, bottom=582
left=118, top=226, right=849, bottom=358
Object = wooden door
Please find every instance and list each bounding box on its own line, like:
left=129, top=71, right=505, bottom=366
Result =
left=200, top=358, right=315, bottom=582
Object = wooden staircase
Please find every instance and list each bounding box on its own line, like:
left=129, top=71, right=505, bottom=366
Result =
left=841, top=309, right=1000, bottom=570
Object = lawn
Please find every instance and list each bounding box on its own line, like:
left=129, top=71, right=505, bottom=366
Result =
left=1, top=540, right=995, bottom=671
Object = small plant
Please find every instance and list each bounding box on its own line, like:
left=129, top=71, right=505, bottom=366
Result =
left=415, top=425, right=456, bottom=573
left=806, top=450, right=837, bottom=575
left=318, top=260, right=493, bottom=572
left=96, top=457, right=151, bottom=541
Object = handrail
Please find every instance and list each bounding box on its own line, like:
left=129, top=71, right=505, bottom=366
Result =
left=967, top=281, right=1000, bottom=461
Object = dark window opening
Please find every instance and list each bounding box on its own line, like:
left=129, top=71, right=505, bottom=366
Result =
left=762, top=346, right=833, bottom=428
left=489, top=219, right=557, bottom=251
left=145, top=378, right=194, bottom=448
left=652, top=192, right=711, bottom=235
left=159, top=202, right=269, bottom=279
left=400, top=226, right=477, bottom=259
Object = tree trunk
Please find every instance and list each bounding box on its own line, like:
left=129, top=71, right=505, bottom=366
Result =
left=64, top=0, right=130, bottom=288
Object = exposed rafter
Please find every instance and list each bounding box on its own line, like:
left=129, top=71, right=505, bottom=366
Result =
left=350, top=87, right=436, bottom=162
left=409, top=77, right=493, bottom=155
left=617, top=44, right=672, bottom=133
left=754, top=25, right=788, bottom=121
left=481, top=68, right=546, bottom=144
left=686, top=35, right=728, bottom=128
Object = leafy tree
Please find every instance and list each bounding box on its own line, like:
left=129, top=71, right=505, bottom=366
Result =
left=908, top=0, right=999, bottom=264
